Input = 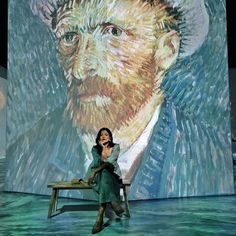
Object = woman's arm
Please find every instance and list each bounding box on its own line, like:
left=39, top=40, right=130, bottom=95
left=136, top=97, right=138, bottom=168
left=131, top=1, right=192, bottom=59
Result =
left=92, top=162, right=114, bottom=174
left=103, top=144, right=120, bottom=165
left=90, top=147, right=100, bottom=169
left=88, top=145, right=119, bottom=185
left=88, top=161, right=114, bottom=185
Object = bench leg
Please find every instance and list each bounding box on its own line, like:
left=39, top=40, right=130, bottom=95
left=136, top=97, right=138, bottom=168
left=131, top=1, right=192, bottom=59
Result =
left=122, top=185, right=131, bottom=218
left=54, top=189, right=59, bottom=211
left=48, top=188, right=59, bottom=218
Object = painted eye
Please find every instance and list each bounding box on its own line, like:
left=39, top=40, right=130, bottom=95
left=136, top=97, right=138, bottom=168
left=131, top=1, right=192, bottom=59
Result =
left=110, top=27, right=122, bottom=36
left=103, top=25, right=124, bottom=37
left=61, top=32, right=78, bottom=45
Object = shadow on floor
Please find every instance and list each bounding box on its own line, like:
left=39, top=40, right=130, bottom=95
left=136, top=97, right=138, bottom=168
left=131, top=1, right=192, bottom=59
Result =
left=61, top=204, right=99, bottom=212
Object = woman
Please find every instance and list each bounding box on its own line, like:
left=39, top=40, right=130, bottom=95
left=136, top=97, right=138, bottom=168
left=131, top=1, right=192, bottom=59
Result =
left=88, top=127, right=124, bottom=234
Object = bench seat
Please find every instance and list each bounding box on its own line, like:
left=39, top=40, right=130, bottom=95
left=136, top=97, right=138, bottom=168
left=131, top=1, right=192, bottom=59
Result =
left=47, top=181, right=131, bottom=218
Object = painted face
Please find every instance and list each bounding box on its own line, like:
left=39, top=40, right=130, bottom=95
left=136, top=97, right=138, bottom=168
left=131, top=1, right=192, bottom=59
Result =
left=99, top=130, right=110, bottom=143
left=54, top=0, right=169, bottom=135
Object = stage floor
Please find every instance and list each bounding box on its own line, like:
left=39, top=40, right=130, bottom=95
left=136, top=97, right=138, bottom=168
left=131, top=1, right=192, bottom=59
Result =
left=0, top=192, right=236, bottom=236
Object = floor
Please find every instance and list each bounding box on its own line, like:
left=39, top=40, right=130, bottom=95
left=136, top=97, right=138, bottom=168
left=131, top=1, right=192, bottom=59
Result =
left=0, top=192, right=236, bottom=236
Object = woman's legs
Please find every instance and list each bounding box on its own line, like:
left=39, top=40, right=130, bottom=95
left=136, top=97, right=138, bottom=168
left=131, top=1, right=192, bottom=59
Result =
left=99, top=170, right=124, bottom=217
left=98, top=170, right=121, bottom=202
left=92, top=170, right=124, bottom=233
left=92, top=203, right=106, bottom=234
left=111, top=201, right=125, bottom=217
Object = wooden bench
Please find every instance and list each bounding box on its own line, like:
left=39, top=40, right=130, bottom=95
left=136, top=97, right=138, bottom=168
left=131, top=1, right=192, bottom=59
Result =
left=47, top=181, right=131, bottom=218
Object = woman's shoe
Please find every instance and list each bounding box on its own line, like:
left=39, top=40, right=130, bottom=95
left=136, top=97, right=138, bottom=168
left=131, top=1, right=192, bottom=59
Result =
left=92, top=219, right=103, bottom=234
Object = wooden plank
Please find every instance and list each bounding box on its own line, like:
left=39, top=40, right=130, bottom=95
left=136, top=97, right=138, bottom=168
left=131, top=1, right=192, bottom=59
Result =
left=47, top=181, right=92, bottom=189
left=47, top=181, right=130, bottom=189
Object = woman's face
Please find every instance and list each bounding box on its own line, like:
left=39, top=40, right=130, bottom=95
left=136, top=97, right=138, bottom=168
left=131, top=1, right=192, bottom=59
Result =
left=99, top=130, right=111, bottom=143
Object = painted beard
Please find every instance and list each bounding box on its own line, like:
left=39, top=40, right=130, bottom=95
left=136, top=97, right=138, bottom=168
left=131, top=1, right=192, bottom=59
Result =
left=64, top=62, right=157, bottom=136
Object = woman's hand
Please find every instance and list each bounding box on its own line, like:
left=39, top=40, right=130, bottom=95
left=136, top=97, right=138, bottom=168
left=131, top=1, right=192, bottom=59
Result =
left=88, top=172, right=96, bottom=185
left=99, top=140, right=107, bottom=147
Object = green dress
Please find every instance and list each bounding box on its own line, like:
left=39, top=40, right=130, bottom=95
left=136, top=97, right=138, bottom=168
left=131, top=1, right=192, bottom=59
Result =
left=90, top=144, right=122, bottom=204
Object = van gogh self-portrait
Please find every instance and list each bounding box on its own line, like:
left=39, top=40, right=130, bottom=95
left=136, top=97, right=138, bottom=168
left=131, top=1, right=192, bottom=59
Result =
left=5, top=0, right=234, bottom=199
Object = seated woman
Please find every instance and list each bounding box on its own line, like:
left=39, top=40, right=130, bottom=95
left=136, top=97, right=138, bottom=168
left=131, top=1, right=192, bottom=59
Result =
left=88, top=127, right=124, bottom=234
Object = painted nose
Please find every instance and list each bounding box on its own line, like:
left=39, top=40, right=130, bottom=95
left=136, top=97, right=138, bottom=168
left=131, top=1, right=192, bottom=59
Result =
left=72, top=35, right=97, bottom=80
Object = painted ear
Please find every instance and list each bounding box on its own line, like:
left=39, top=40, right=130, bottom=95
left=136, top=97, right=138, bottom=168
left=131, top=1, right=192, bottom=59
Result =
left=154, top=30, right=180, bottom=71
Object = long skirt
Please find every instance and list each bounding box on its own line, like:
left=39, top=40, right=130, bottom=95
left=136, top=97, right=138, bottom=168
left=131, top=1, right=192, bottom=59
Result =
left=92, top=169, right=121, bottom=204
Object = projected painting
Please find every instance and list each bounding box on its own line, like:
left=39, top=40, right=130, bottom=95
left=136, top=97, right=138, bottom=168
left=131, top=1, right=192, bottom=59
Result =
left=0, top=77, right=6, bottom=158
left=0, top=76, right=7, bottom=190
left=6, top=0, right=234, bottom=199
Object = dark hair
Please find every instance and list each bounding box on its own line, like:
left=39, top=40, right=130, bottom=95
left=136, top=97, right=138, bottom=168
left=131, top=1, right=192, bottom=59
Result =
left=95, top=127, right=115, bottom=154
